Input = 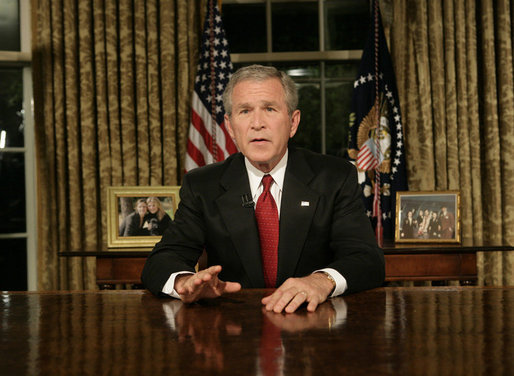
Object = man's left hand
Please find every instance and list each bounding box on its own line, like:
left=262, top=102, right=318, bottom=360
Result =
left=261, top=273, right=335, bottom=313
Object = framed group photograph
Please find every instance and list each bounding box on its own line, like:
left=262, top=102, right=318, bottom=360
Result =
left=395, top=191, right=460, bottom=243
left=107, top=186, right=181, bottom=249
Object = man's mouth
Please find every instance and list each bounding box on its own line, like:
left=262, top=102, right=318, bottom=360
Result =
left=251, top=138, right=269, bottom=143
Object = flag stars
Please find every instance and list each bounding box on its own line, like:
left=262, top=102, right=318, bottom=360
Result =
left=394, top=158, right=401, bottom=166
left=359, top=76, right=366, bottom=84
left=367, top=73, right=374, bottom=81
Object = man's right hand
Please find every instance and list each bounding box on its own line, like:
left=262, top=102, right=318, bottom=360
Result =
left=174, top=265, right=242, bottom=303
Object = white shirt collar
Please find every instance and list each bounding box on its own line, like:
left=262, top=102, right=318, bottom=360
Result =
left=244, top=149, right=288, bottom=200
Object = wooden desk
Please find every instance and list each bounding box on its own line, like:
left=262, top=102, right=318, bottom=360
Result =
left=60, top=244, right=514, bottom=288
left=1, top=287, right=513, bottom=375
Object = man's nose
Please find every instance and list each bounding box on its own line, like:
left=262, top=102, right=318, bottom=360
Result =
left=250, top=111, right=265, bottom=129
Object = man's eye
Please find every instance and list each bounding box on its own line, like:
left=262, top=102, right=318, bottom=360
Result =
left=266, top=107, right=274, bottom=112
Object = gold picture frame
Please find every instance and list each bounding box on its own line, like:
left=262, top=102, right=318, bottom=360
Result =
left=107, top=186, right=181, bottom=249
left=395, top=191, right=460, bottom=243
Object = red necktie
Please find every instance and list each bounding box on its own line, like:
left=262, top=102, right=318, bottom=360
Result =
left=255, top=175, right=279, bottom=288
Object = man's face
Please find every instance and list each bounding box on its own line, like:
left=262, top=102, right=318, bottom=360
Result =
left=225, top=78, right=300, bottom=172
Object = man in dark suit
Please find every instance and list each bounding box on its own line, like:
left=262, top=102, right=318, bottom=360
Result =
left=142, top=65, right=384, bottom=313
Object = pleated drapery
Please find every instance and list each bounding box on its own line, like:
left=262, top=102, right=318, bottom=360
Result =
left=32, top=0, right=206, bottom=290
left=388, top=0, right=514, bottom=285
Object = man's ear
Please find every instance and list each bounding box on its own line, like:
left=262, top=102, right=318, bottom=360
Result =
left=225, top=113, right=235, bottom=139
left=289, top=109, right=301, bottom=138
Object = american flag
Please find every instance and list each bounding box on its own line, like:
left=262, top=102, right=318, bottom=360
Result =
left=185, top=0, right=238, bottom=172
left=348, top=0, right=408, bottom=243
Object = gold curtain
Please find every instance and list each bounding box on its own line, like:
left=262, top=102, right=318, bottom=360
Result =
left=388, top=0, right=514, bottom=285
left=31, top=0, right=207, bottom=290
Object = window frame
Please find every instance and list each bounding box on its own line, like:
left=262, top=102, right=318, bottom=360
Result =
left=0, top=0, right=37, bottom=290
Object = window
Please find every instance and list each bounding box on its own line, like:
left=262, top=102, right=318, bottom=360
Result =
left=222, top=0, right=369, bottom=157
left=0, top=0, right=35, bottom=290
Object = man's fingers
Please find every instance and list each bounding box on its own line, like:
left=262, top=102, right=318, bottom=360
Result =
left=223, top=282, right=242, bottom=293
left=176, top=266, right=241, bottom=303
left=284, top=291, right=308, bottom=313
left=264, top=288, right=307, bottom=313
left=262, top=290, right=283, bottom=311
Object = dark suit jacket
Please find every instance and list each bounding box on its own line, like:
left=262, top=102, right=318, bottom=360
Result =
left=141, top=147, right=384, bottom=296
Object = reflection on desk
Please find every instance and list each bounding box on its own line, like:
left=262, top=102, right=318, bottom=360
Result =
left=0, top=288, right=513, bottom=375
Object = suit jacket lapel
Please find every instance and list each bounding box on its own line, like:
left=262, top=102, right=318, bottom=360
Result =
left=277, top=149, right=319, bottom=286
left=216, top=154, right=265, bottom=287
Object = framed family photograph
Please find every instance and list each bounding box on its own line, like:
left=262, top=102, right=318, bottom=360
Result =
left=395, top=191, right=460, bottom=243
left=107, top=186, right=180, bottom=249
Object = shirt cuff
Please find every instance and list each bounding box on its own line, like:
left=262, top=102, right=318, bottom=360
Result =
left=162, top=271, right=195, bottom=299
left=314, top=268, right=348, bottom=297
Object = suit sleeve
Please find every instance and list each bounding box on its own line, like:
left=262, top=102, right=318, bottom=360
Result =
left=326, top=165, right=385, bottom=294
left=141, top=175, right=205, bottom=296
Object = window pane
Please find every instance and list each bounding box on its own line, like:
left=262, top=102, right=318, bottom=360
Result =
left=0, top=152, right=26, bottom=233
left=0, top=68, right=24, bottom=147
left=0, top=238, right=27, bottom=291
left=278, top=63, right=320, bottom=79
left=325, top=81, right=354, bottom=157
left=324, top=0, right=369, bottom=50
left=272, top=2, right=318, bottom=52
left=0, top=0, right=21, bottom=51
left=290, top=83, right=321, bottom=153
left=326, top=60, right=360, bottom=79
left=223, top=3, right=267, bottom=53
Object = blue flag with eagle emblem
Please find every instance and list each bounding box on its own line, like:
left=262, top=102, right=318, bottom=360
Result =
left=348, top=0, right=408, bottom=241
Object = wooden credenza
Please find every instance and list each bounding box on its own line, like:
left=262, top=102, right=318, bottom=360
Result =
left=60, top=244, right=514, bottom=288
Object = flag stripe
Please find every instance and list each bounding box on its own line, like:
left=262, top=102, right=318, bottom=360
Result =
left=186, top=139, right=206, bottom=169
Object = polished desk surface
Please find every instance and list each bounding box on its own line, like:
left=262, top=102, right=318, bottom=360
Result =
left=1, top=287, right=513, bottom=375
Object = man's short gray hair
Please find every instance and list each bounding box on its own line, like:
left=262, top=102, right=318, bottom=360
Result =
left=222, top=64, right=298, bottom=117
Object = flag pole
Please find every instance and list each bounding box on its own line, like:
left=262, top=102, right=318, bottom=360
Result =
left=373, top=0, right=383, bottom=247
left=208, top=0, right=218, bottom=162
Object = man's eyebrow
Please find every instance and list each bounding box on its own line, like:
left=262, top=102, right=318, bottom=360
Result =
left=234, top=102, right=251, bottom=110
left=261, top=100, right=279, bottom=107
